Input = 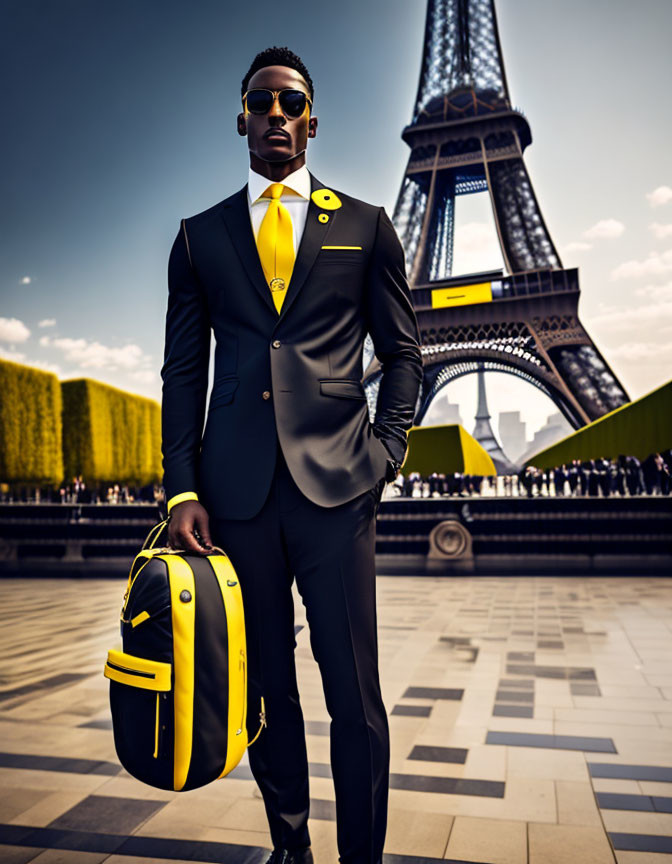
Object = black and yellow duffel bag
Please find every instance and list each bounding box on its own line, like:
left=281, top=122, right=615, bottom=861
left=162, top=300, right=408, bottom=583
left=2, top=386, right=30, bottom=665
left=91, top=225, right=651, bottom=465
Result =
left=103, top=516, right=266, bottom=791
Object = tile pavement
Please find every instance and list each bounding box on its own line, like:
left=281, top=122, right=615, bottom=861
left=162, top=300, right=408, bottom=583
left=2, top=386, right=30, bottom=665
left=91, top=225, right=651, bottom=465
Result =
left=0, top=575, right=671, bottom=863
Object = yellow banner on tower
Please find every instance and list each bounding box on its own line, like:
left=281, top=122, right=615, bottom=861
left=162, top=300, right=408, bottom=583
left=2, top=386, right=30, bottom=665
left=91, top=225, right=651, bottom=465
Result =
left=431, top=281, right=493, bottom=308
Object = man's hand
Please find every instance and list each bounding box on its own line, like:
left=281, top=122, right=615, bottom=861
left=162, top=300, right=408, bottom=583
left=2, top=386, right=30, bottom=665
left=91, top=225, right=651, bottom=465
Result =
left=167, top=500, right=213, bottom=554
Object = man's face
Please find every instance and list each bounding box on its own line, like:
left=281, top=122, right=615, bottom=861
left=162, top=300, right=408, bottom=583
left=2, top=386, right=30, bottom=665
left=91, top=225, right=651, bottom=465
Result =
left=238, top=64, right=316, bottom=163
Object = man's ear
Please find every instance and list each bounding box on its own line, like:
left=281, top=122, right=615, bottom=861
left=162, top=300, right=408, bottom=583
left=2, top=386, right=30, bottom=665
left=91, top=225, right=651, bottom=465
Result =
left=237, top=112, right=247, bottom=136
left=308, top=115, right=318, bottom=139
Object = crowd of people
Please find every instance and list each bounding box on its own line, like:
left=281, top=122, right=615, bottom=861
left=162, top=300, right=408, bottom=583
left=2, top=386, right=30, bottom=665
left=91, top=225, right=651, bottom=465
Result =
left=384, top=451, right=672, bottom=499
left=1, top=476, right=162, bottom=505
left=3, top=451, right=670, bottom=504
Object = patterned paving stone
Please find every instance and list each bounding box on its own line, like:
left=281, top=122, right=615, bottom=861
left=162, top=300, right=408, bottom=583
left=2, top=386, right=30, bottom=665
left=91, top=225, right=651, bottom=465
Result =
left=1, top=575, right=671, bottom=863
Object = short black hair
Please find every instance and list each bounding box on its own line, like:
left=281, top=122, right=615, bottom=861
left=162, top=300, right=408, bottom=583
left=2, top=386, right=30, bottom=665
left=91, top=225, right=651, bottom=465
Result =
left=241, top=46, right=314, bottom=102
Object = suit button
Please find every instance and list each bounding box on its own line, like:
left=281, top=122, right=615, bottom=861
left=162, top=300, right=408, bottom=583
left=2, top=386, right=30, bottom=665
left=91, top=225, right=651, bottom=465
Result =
left=262, top=390, right=271, bottom=400
left=272, top=340, right=281, bottom=348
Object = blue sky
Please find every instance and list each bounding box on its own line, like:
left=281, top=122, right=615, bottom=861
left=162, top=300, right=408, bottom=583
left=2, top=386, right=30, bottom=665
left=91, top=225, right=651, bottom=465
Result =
left=2, top=0, right=671, bottom=442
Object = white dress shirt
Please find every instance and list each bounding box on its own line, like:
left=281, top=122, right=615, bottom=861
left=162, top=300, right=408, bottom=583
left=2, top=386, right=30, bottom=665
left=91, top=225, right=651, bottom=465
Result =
left=247, top=163, right=311, bottom=256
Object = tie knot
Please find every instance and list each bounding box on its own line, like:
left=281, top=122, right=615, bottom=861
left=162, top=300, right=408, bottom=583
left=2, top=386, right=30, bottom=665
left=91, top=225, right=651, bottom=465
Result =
left=263, top=183, right=285, bottom=200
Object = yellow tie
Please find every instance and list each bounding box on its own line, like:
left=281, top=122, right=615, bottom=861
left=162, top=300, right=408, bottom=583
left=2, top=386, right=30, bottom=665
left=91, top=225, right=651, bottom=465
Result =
left=255, top=182, right=295, bottom=313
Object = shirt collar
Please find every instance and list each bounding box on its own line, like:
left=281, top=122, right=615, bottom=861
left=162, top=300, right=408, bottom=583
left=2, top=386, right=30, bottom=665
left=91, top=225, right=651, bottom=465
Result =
left=247, top=163, right=311, bottom=204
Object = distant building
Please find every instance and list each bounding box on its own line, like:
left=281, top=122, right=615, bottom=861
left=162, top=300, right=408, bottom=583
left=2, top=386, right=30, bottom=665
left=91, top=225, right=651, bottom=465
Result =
left=499, top=410, right=526, bottom=463
left=442, top=401, right=463, bottom=426
left=425, top=394, right=463, bottom=428
left=519, top=412, right=572, bottom=464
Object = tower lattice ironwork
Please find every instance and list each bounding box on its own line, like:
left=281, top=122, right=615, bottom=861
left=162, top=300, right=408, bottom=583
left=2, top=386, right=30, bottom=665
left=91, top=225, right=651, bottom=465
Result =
left=364, top=0, right=629, bottom=452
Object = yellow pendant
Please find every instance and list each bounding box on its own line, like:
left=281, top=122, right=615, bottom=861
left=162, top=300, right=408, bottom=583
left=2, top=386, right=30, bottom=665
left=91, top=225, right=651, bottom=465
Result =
left=270, top=277, right=285, bottom=292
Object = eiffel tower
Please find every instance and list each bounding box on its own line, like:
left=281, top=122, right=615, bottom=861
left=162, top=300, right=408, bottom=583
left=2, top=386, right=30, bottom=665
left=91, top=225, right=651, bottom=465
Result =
left=363, top=0, right=629, bottom=436
left=472, top=363, right=517, bottom=472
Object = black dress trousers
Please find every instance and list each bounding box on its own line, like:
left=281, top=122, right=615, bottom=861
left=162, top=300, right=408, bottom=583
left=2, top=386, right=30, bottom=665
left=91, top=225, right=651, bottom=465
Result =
left=210, top=432, right=389, bottom=864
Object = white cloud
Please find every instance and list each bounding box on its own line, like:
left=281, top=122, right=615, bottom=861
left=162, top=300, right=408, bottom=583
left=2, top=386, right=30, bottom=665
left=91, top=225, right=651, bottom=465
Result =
left=0, top=317, right=31, bottom=343
left=30, top=358, right=62, bottom=375
left=38, top=318, right=56, bottom=328
left=0, top=346, right=27, bottom=362
left=20, top=276, right=31, bottom=285
left=610, top=249, right=672, bottom=280
left=129, top=370, right=157, bottom=384
left=40, top=334, right=150, bottom=372
left=452, top=220, right=505, bottom=275
left=0, top=348, right=62, bottom=374
left=455, top=221, right=497, bottom=252
left=563, top=241, right=592, bottom=253
left=649, top=222, right=672, bottom=240
left=634, top=280, right=672, bottom=301
left=607, top=341, right=672, bottom=362
left=646, top=186, right=672, bottom=207
left=590, top=300, right=672, bottom=330
left=583, top=219, right=625, bottom=240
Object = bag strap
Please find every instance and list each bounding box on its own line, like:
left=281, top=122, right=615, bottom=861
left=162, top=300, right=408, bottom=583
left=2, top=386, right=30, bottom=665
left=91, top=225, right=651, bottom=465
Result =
left=247, top=696, right=267, bottom=746
left=141, top=515, right=171, bottom=551
left=121, top=516, right=171, bottom=614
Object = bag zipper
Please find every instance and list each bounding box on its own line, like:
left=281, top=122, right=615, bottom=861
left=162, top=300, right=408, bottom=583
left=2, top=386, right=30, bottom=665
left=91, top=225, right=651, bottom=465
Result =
left=106, top=660, right=156, bottom=680
left=153, top=692, right=167, bottom=758
left=237, top=648, right=246, bottom=735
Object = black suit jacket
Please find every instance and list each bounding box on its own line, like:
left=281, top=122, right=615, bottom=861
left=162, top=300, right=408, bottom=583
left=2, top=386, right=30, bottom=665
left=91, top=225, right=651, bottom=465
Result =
left=160, top=169, right=423, bottom=520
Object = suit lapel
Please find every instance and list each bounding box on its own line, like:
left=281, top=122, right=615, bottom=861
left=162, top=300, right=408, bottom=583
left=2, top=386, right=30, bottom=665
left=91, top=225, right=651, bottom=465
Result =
left=219, top=184, right=275, bottom=316
left=219, top=169, right=338, bottom=322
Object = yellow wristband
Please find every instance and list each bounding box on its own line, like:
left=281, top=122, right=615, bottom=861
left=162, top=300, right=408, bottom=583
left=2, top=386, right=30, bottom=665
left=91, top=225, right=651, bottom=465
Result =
left=167, top=491, right=199, bottom=513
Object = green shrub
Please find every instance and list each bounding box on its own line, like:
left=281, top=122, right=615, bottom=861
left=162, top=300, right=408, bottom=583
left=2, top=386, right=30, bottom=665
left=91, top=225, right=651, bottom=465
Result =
left=62, top=378, right=161, bottom=485
left=0, top=359, right=63, bottom=484
left=526, top=379, right=672, bottom=468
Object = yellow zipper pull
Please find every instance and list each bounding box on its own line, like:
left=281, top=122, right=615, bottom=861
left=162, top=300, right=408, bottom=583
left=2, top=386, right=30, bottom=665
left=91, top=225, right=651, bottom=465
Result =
left=247, top=696, right=267, bottom=746
left=240, top=649, right=246, bottom=733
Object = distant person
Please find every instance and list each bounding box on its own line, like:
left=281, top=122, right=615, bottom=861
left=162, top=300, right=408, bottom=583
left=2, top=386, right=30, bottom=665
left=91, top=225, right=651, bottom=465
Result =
left=625, top=455, right=642, bottom=496
left=661, top=450, right=672, bottom=496
left=553, top=464, right=566, bottom=496
left=597, top=457, right=611, bottom=497
left=586, top=460, right=599, bottom=497
left=642, top=453, right=660, bottom=495
left=615, top=455, right=628, bottom=496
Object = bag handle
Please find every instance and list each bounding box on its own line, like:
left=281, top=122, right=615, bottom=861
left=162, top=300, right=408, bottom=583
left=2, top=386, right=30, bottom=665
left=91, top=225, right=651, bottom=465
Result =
left=141, top=515, right=171, bottom=551
left=140, top=518, right=229, bottom=557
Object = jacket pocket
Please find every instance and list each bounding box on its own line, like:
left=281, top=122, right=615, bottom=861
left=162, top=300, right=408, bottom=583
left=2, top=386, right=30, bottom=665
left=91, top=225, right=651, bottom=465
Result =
left=209, top=377, right=239, bottom=409
left=317, top=252, right=363, bottom=267
left=319, top=378, right=367, bottom=400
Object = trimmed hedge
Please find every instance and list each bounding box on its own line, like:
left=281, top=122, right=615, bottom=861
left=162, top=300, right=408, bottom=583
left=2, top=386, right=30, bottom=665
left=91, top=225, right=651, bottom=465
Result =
left=403, top=423, right=496, bottom=476
left=61, top=378, right=162, bottom=485
left=0, top=358, right=63, bottom=484
left=526, top=379, right=672, bottom=469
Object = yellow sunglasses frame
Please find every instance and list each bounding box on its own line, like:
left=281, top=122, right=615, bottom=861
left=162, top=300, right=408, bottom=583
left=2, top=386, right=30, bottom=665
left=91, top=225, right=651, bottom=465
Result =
left=242, top=88, right=312, bottom=120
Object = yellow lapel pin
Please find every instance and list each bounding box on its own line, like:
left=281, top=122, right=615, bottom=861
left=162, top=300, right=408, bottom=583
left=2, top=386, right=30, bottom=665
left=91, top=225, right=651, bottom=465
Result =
left=311, top=188, right=342, bottom=211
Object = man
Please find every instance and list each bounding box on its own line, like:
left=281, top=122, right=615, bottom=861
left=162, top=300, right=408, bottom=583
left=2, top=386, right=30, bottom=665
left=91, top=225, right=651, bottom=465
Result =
left=161, top=45, right=423, bottom=864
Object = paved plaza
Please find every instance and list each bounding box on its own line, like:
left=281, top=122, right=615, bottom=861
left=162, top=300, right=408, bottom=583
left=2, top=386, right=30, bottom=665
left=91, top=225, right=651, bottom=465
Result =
left=0, top=574, right=671, bottom=864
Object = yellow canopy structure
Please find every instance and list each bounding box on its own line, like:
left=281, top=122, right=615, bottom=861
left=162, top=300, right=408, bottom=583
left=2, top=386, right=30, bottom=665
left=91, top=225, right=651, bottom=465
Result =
left=402, top=423, right=496, bottom=476
left=525, top=379, right=672, bottom=469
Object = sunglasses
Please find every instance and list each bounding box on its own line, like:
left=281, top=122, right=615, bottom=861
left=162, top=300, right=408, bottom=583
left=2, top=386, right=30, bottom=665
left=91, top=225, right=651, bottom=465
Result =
left=242, top=88, right=312, bottom=119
